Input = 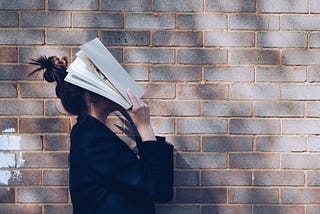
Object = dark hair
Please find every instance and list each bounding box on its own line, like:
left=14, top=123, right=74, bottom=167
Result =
left=29, top=56, right=88, bottom=116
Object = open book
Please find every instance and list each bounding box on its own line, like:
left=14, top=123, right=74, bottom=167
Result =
left=65, top=38, right=144, bottom=109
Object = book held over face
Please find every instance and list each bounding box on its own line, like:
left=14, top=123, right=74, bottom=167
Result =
left=65, top=37, right=144, bottom=109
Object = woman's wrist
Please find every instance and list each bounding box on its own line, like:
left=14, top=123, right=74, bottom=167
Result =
left=137, top=124, right=156, bottom=142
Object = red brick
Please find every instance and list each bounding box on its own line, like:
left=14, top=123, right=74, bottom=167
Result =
left=19, top=118, right=70, bottom=134
left=176, top=187, right=227, bottom=203
left=43, top=170, right=69, bottom=186
left=0, top=188, right=15, bottom=202
left=20, top=83, right=56, bottom=98
left=281, top=188, right=320, bottom=204
left=44, top=135, right=70, bottom=151
left=0, top=47, right=18, bottom=63
left=44, top=205, right=73, bottom=214
left=17, top=187, right=68, bottom=203
left=8, top=170, right=42, bottom=186
left=0, top=205, right=42, bottom=214
left=21, top=152, right=69, bottom=168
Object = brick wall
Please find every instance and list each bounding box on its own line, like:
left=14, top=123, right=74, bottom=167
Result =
left=1, top=0, right=320, bottom=213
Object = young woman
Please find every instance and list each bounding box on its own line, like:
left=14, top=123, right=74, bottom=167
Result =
left=29, top=56, right=174, bottom=214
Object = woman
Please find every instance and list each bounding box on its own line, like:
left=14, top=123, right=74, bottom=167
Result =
left=29, top=56, right=174, bottom=214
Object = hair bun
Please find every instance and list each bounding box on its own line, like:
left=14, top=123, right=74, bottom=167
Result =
left=29, top=56, right=68, bottom=83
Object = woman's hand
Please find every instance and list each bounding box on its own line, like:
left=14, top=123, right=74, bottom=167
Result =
left=126, top=88, right=156, bottom=142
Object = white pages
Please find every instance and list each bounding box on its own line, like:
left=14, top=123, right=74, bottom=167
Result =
left=65, top=38, right=144, bottom=109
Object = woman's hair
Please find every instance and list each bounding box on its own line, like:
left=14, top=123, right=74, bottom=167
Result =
left=29, top=56, right=88, bottom=116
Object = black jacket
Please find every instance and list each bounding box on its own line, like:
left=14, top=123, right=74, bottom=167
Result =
left=69, top=115, right=174, bottom=214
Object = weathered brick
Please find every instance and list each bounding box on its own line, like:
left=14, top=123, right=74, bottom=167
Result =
left=0, top=30, right=44, bottom=45
left=205, top=31, right=254, bottom=47
left=0, top=100, right=43, bottom=115
left=0, top=0, right=45, bottom=10
left=176, top=153, right=226, bottom=169
left=0, top=135, right=42, bottom=151
left=283, top=50, right=320, bottom=65
left=307, top=171, right=320, bottom=187
left=254, top=171, right=305, bottom=186
left=176, top=188, right=227, bottom=203
left=154, top=0, right=203, bottom=12
left=44, top=135, right=70, bottom=151
left=282, top=154, right=320, bottom=169
left=19, top=47, right=70, bottom=63
left=152, top=66, right=202, bottom=82
left=282, top=84, right=320, bottom=100
left=307, top=206, right=320, bottom=214
left=17, top=187, right=68, bottom=203
left=20, top=82, right=56, bottom=98
left=0, top=82, right=17, bottom=98
left=73, top=13, right=123, bottom=28
left=124, top=65, right=149, bottom=81
left=258, top=0, right=307, bottom=13
left=308, top=66, right=320, bottom=82
left=125, top=48, right=175, bottom=64
left=177, top=14, right=227, bottom=30
left=205, top=66, right=254, bottom=82
left=201, top=171, right=252, bottom=186
left=282, top=15, right=320, bottom=30
left=178, top=49, right=227, bottom=65
left=256, top=136, right=306, bottom=152
left=140, top=83, right=175, bottom=99
left=281, top=188, right=320, bottom=204
left=19, top=118, right=70, bottom=134
left=254, top=101, right=305, bottom=117
left=21, top=152, right=69, bottom=168
left=308, top=136, right=320, bottom=152
left=174, top=170, right=199, bottom=186
left=44, top=205, right=73, bottom=214
left=0, top=65, right=41, bottom=80
left=229, top=153, right=280, bottom=169
left=156, top=205, right=200, bottom=214
left=166, top=136, right=200, bottom=152
left=0, top=118, right=17, bottom=133
left=22, top=12, right=71, bottom=27
left=177, top=118, right=227, bottom=134
left=207, top=0, right=255, bottom=12
left=45, top=100, right=69, bottom=116
left=178, top=83, right=228, bottom=100
left=153, top=31, right=202, bottom=47
left=230, top=119, right=281, bottom=135
left=48, top=0, right=98, bottom=10
left=150, top=117, right=174, bottom=134
left=0, top=153, right=15, bottom=168
left=254, top=206, right=304, bottom=214
left=101, top=0, right=151, bottom=11
left=43, top=170, right=69, bottom=186
left=230, top=49, right=280, bottom=65
left=126, top=13, right=175, bottom=29
left=7, top=170, right=42, bottom=186
left=0, top=47, right=18, bottom=63
left=0, top=188, right=15, bottom=202
left=100, top=30, right=149, bottom=46
left=258, top=32, right=307, bottom=48
left=282, top=119, right=320, bottom=134
left=310, top=0, right=320, bottom=13
left=256, top=66, right=306, bottom=82
left=230, top=84, right=280, bottom=100
left=0, top=205, right=42, bottom=214
left=0, top=12, right=19, bottom=27
left=47, top=30, right=97, bottom=45
left=230, top=15, right=279, bottom=30
left=203, top=101, right=252, bottom=117
left=203, top=136, right=253, bottom=152
left=204, top=206, right=253, bottom=214
left=149, top=100, right=199, bottom=116
left=309, top=33, right=320, bottom=48
left=229, top=188, right=279, bottom=204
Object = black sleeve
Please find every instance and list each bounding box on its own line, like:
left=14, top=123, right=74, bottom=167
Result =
left=86, top=133, right=174, bottom=202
